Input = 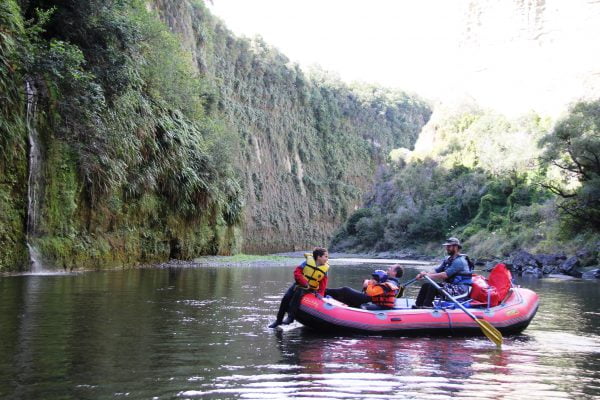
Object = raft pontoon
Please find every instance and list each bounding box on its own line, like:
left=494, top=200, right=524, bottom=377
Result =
left=295, top=287, right=538, bottom=336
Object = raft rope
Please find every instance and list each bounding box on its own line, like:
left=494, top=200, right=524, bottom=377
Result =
left=445, top=308, right=453, bottom=332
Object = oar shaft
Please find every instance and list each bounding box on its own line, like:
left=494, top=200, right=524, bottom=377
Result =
left=401, top=277, right=418, bottom=287
left=397, top=277, right=418, bottom=298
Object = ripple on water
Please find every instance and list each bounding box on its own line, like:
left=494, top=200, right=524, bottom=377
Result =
left=178, top=373, right=454, bottom=399
left=176, top=299, right=219, bottom=307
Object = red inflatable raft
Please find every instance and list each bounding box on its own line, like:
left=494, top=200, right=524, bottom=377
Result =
left=295, top=287, right=539, bottom=336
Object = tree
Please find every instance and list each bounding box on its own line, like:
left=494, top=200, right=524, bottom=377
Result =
left=539, top=99, right=600, bottom=230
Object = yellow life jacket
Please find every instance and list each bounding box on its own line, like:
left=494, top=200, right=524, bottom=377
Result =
left=302, top=253, right=330, bottom=290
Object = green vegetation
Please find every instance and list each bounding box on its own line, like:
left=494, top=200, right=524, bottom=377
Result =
left=0, top=0, right=28, bottom=269
left=332, top=102, right=600, bottom=259
left=0, top=0, right=430, bottom=271
left=193, top=253, right=297, bottom=266
left=1, top=0, right=244, bottom=271
left=206, top=254, right=292, bottom=263
left=2, top=0, right=598, bottom=270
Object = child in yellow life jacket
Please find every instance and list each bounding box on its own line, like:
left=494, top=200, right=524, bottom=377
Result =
left=268, top=247, right=329, bottom=328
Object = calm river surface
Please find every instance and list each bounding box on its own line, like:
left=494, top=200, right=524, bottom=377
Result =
left=0, top=261, right=598, bottom=399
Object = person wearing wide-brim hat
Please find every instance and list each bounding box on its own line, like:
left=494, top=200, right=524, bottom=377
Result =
left=413, top=237, right=472, bottom=308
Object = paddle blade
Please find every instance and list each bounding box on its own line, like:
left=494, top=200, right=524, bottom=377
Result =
left=477, top=319, right=503, bottom=347
left=397, top=286, right=405, bottom=298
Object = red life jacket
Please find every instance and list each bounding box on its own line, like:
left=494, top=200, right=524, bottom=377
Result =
left=366, top=281, right=398, bottom=308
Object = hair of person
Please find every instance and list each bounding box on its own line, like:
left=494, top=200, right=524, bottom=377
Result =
left=392, top=265, right=404, bottom=277
left=313, top=247, right=328, bottom=260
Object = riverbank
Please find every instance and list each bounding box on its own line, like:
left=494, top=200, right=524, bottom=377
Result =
left=5, top=247, right=596, bottom=282
left=151, top=252, right=434, bottom=269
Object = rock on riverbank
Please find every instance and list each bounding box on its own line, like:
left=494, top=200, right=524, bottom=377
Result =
left=486, top=247, right=600, bottom=280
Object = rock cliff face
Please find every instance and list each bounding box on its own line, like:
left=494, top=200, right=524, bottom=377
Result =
left=152, top=1, right=431, bottom=253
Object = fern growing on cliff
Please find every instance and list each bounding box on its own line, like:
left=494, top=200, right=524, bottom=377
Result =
left=0, top=0, right=25, bottom=157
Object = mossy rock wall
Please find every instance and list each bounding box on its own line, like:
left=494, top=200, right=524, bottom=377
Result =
left=153, top=0, right=432, bottom=253
left=1, top=0, right=242, bottom=272
left=0, top=0, right=29, bottom=270
left=31, top=131, right=241, bottom=271
left=0, top=111, right=28, bottom=270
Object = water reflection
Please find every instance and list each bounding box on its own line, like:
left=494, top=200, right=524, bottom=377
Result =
left=0, top=264, right=598, bottom=399
left=193, top=329, right=580, bottom=399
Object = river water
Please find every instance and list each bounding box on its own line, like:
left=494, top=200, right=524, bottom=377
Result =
left=0, top=261, right=598, bottom=399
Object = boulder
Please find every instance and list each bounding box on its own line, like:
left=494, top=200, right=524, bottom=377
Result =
left=576, top=247, right=599, bottom=267
left=542, top=265, right=558, bottom=275
left=582, top=268, right=600, bottom=280
left=491, top=249, right=598, bottom=280
left=535, top=253, right=567, bottom=268
left=508, top=250, right=542, bottom=276
left=560, top=256, right=582, bottom=277
left=483, top=260, right=497, bottom=272
left=522, top=265, right=543, bottom=278
left=528, top=253, right=565, bottom=275
left=475, top=258, right=493, bottom=266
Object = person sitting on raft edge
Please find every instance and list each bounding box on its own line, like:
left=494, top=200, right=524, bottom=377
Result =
left=268, top=247, right=329, bottom=328
left=325, top=264, right=404, bottom=309
left=413, top=237, right=473, bottom=308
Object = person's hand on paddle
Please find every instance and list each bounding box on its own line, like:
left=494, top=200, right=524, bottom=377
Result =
left=417, top=271, right=447, bottom=281
left=416, top=271, right=428, bottom=280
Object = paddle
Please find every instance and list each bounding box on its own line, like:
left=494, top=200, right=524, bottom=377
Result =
left=424, top=275, right=503, bottom=347
left=397, top=277, right=418, bottom=298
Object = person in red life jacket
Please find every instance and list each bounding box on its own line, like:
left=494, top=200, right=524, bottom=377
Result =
left=268, top=247, right=329, bottom=328
left=325, top=264, right=404, bottom=309
left=363, top=268, right=401, bottom=309
left=414, top=237, right=473, bottom=308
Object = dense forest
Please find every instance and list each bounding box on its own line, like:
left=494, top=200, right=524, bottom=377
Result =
left=0, top=0, right=430, bottom=271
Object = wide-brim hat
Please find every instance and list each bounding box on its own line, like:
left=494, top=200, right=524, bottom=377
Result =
left=442, top=237, right=462, bottom=248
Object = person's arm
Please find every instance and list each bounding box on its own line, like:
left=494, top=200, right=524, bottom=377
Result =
left=417, top=260, right=448, bottom=281
left=434, top=261, right=445, bottom=273
left=293, top=265, right=309, bottom=287
left=416, top=270, right=448, bottom=281
left=316, top=275, right=328, bottom=296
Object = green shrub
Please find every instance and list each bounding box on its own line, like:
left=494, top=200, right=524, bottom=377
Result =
left=334, top=107, right=557, bottom=255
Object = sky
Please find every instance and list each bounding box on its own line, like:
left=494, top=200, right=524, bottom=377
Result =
left=207, top=0, right=600, bottom=117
